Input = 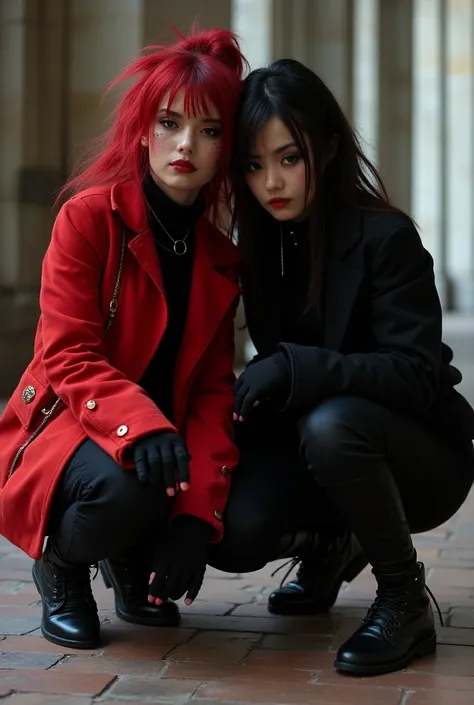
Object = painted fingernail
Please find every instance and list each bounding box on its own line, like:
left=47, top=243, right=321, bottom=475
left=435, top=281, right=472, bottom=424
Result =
left=239, top=415, right=244, bottom=422
left=180, top=482, right=190, bottom=491
left=167, top=488, right=175, bottom=496
left=233, top=413, right=237, bottom=421
left=185, top=598, right=192, bottom=606
left=149, top=572, right=155, bottom=585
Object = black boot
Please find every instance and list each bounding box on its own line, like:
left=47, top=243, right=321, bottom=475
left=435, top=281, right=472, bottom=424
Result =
left=335, top=562, right=438, bottom=674
left=316, top=468, right=440, bottom=674
left=32, top=540, right=100, bottom=649
left=268, top=530, right=368, bottom=615
left=100, top=549, right=180, bottom=627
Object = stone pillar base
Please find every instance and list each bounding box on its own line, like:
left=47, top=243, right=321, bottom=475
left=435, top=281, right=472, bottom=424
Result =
left=451, top=277, right=474, bottom=314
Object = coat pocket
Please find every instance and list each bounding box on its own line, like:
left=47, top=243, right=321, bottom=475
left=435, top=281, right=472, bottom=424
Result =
left=7, top=366, right=62, bottom=480
left=10, top=366, right=58, bottom=431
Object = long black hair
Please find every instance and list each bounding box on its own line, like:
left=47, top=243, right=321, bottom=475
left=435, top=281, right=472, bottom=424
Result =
left=231, top=58, right=403, bottom=315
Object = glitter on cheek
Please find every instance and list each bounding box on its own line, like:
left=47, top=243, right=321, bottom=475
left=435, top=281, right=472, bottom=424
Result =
left=153, top=128, right=166, bottom=143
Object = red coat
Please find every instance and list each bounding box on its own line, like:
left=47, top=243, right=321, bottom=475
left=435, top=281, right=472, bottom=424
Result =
left=0, top=180, right=240, bottom=559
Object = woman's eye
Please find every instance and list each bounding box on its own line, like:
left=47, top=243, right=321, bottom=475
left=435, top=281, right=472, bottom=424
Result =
left=247, top=162, right=261, bottom=172
left=282, top=154, right=300, bottom=165
left=160, top=119, right=177, bottom=129
left=203, top=127, right=221, bottom=137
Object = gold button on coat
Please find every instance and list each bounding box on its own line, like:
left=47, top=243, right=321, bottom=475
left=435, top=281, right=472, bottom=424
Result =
left=214, top=510, right=223, bottom=521
left=117, top=425, right=128, bottom=437
left=85, top=400, right=96, bottom=410
left=220, top=465, right=229, bottom=476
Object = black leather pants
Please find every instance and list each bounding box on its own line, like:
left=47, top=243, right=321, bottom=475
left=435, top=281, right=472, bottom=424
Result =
left=210, top=397, right=474, bottom=573
left=48, top=439, right=169, bottom=565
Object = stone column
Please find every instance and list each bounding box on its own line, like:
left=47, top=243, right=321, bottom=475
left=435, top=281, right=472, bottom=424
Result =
left=0, top=0, right=70, bottom=394
left=444, top=0, right=474, bottom=311
left=68, top=0, right=143, bottom=168
left=142, top=0, right=232, bottom=45
left=412, top=0, right=452, bottom=306
left=234, top=0, right=354, bottom=110
left=232, top=0, right=273, bottom=69
left=377, top=0, right=414, bottom=214
left=353, top=0, right=379, bottom=164
left=307, top=0, right=354, bottom=117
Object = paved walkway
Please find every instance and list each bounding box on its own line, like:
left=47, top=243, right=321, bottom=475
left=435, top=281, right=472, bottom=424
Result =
left=1, top=316, right=473, bottom=704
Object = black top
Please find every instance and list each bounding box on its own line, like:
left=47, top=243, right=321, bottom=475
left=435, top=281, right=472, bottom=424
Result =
left=139, top=174, right=205, bottom=422
left=279, top=219, right=322, bottom=347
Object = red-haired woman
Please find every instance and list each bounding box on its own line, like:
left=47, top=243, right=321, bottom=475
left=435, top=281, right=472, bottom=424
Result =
left=0, top=28, right=246, bottom=649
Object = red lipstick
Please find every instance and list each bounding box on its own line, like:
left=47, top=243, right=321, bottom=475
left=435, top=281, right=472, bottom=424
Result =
left=170, top=159, right=196, bottom=173
left=268, top=198, right=290, bottom=209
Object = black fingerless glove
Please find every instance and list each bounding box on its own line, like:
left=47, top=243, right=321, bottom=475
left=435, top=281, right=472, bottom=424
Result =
left=148, top=515, right=213, bottom=603
left=133, top=431, right=190, bottom=495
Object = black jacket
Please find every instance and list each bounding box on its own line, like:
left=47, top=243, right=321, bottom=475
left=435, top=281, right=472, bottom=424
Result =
left=244, top=207, right=474, bottom=444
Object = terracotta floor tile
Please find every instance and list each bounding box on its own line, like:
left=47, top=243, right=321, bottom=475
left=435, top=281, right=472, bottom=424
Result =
left=407, top=691, right=474, bottom=704
left=195, top=679, right=402, bottom=704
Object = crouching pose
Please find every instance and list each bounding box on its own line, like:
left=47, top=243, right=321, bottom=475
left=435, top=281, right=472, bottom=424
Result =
left=0, top=28, right=246, bottom=648
left=210, top=58, right=474, bottom=675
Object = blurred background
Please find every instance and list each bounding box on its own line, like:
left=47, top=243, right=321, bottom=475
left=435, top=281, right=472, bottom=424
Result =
left=0, top=0, right=473, bottom=397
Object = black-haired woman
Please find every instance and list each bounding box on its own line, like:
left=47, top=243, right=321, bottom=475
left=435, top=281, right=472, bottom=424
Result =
left=210, top=58, right=474, bottom=676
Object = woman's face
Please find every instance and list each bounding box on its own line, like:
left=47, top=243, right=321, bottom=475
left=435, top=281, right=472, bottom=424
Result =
left=142, top=88, right=223, bottom=205
left=245, top=116, right=315, bottom=221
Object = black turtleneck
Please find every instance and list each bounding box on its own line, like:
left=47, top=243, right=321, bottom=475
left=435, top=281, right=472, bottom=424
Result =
left=279, top=219, right=322, bottom=346
left=139, top=174, right=205, bottom=422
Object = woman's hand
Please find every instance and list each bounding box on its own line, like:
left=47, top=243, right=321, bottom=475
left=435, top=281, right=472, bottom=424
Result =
left=148, top=516, right=213, bottom=605
left=133, top=431, right=190, bottom=496
left=233, top=352, right=291, bottom=420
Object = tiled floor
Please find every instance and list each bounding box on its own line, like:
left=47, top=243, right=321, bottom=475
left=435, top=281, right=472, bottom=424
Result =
left=1, top=315, right=473, bottom=704
left=1, top=510, right=474, bottom=705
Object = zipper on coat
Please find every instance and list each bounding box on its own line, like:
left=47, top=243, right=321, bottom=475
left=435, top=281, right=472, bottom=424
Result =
left=7, top=398, right=62, bottom=479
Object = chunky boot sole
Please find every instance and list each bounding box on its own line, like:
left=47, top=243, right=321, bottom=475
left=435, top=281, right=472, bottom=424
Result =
left=334, top=631, right=437, bottom=675
left=268, top=553, right=368, bottom=616
left=100, top=561, right=180, bottom=627
left=32, top=567, right=101, bottom=650
left=40, top=623, right=101, bottom=650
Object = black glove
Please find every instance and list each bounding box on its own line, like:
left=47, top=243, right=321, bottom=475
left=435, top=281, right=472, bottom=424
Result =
left=234, top=351, right=291, bottom=420
left=133, top=431, right=190, bottom=496
left=148, top=515, right=213, bottom=604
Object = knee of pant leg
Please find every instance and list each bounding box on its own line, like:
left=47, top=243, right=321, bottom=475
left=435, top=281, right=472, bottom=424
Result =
left=297, top=396, right=388, bottom=483
left=216, top=503, right=275, bottom=572
left=93, top=463, right=167, bottom=534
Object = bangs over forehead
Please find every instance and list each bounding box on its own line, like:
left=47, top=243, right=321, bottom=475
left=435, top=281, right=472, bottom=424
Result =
left=239, top=88, right=311, bottom=162
left=147, top=58, right=237, bottom=123
left=165, top=72, right=217, bottom=117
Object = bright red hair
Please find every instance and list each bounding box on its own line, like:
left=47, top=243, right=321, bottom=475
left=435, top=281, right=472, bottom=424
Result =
left=59, top=27, right=247, bottom=225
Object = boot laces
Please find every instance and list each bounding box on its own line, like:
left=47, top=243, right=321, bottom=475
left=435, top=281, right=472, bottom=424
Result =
left=271, top=557, right=301, bottom=588
left=364, top=582, right=443, bottom=636
left=52, top=563, right=98, bottom=609
left=271, top=534, right=342, bottom=588
left=271, top=555, right=321, bottom=589
left=426, top=584, right=444, bottom=625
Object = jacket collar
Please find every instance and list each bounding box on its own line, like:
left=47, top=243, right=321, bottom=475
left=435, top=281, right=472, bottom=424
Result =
left=110, top=179, right=240, bottom=269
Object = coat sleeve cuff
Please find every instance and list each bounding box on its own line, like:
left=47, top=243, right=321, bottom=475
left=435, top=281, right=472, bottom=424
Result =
left=278, top=342, right=334, bottom=410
